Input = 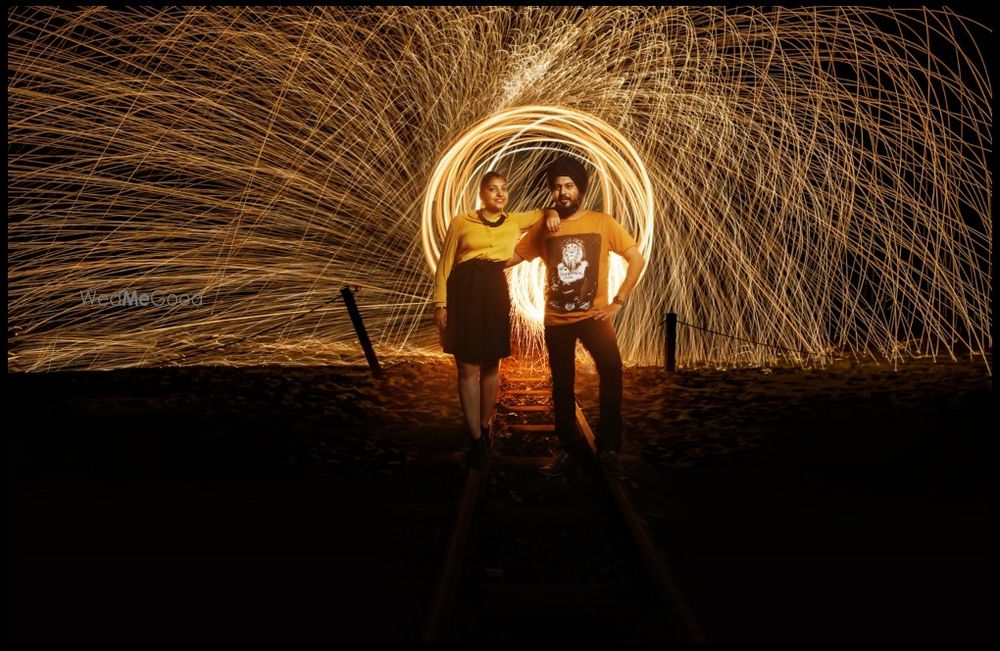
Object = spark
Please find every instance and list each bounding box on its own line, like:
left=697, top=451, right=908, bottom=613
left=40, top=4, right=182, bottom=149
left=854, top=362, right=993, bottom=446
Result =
left=7, top=7, right=992, bottom=371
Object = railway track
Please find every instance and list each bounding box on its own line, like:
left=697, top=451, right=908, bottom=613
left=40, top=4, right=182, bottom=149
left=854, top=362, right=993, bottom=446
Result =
left=420, top=356, right=706, bottom=643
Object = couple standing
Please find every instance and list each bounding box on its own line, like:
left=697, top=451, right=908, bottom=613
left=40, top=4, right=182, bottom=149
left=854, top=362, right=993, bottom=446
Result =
left=431, top=156, right=645, bottom=477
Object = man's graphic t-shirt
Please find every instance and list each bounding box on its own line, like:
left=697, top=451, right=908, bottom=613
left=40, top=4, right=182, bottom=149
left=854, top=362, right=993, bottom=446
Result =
left=546, top=233, right=600, bottom=313
left=515, top=210, right=638, bottom=327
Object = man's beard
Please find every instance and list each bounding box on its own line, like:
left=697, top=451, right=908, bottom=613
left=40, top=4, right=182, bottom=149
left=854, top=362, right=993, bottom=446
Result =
left=554, top=198, right=580, bottom=218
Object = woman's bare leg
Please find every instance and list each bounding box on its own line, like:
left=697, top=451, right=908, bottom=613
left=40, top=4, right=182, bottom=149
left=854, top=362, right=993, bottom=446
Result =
left=479, top=358, right=500, bottom=430
left=456, top=359, right=481, bottom=439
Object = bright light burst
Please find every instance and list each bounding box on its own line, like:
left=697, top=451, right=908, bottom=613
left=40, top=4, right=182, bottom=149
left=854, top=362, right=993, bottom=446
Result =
left=7, top=7, right=992, bottom=371
left=422, top=105, right=654, bottom=332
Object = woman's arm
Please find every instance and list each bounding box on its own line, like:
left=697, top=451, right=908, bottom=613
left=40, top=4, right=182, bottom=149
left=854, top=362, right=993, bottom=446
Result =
left=543, top=208, right=561, bottom=232
left=512, top=207, right=561, bottom=232
left=432, top=219, right=461, bottom=312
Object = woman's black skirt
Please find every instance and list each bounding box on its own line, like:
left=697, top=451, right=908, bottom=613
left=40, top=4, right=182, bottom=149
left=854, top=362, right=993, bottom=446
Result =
left=443, top=258, right=511, bottom=363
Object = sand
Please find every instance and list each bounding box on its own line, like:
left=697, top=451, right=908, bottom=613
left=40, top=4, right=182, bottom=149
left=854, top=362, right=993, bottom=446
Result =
left=8, top=356, right=991, bottom=643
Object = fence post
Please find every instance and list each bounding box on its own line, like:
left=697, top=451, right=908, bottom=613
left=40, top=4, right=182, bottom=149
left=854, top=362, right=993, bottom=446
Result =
left=341, top=286, right=382, bottom=378
left=665, top=312, right=677, bottom=373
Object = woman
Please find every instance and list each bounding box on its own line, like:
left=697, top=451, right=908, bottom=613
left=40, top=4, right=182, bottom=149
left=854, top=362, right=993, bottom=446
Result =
left=432, top=171, right=560, bottom=468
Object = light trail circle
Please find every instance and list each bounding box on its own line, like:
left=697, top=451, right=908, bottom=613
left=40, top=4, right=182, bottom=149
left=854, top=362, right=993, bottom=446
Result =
left=423, top=105, right=653, bottom=326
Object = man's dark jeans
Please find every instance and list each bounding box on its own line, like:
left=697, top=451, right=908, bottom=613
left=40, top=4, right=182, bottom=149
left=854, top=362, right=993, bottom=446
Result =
left=544, top=316, right=623, bottom=454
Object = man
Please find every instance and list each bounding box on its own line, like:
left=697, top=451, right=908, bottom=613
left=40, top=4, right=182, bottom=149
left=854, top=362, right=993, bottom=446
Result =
left=507, top=156, right=645, bottom=478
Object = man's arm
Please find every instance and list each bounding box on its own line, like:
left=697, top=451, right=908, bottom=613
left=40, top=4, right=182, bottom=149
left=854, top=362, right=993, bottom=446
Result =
left=508, top=219, right=544, bottom=268
left=614, top=245, right=645, bottom=301
left=504, top=251, right=525, bottom=269
left=593, top=246, right=645, bottom=321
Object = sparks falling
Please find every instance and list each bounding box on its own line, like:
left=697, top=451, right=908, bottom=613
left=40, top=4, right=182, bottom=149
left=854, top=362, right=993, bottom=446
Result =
left=7, top=7, right=992, bottom=371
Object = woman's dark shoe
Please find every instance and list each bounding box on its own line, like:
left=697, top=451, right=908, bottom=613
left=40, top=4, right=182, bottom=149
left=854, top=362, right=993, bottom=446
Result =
left=539, top=450, right=572, bottom=477
left=466, top=435, right=488, bottom=470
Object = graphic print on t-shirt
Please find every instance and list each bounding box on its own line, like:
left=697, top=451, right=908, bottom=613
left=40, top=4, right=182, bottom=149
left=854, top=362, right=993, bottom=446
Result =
left=544, top=233, right=601, bottom=313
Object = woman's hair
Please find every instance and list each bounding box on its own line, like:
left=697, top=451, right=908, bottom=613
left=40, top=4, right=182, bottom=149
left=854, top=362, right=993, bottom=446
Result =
left=479, top=171, right=507, bottom=192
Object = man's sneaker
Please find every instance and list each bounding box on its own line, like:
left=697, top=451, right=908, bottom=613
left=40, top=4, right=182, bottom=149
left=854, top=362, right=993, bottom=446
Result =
left=539, top=450, right=572, bottom=477
left=598, top=450, right=626, bottom=478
